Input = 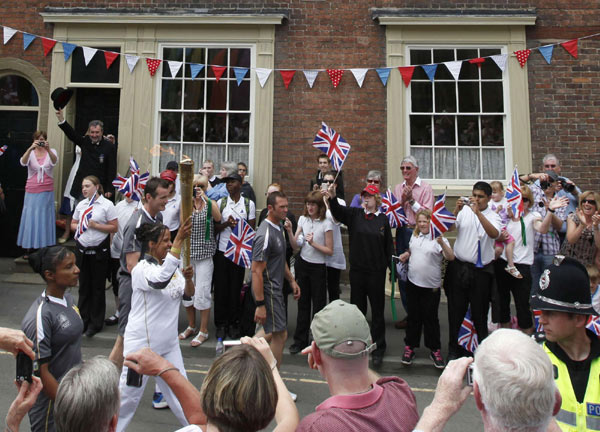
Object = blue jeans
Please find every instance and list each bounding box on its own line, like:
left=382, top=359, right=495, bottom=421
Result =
left=531, top=253, right=554, bottom=295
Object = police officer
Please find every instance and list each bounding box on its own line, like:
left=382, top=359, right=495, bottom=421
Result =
left=531, top=255, right=600, bottom=432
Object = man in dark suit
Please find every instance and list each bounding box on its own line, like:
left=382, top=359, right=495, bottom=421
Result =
left=56, top=108, right=117, bottom=200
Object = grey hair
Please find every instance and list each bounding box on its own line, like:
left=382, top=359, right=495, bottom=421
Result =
left=220, top=160, right=237, bottom=177
left=473, top=329, right=556, bottom=432
left=54, top=357, right=120, bottom=432
left=366, top=170, right=382, bottom=181
left=543, top=154, right=559, bottom=166
left=88, top=120, right=104, bottom=131
left=401, top=155, right=419, bottom=168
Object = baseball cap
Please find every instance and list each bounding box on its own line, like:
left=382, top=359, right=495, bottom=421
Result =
left=310, top=300, right=376, bottom=359
left=361, top=184, right=379, bottom=196
left=222, top=173, right=243, bottom=183
left=160, top=170, right=177, bottom=183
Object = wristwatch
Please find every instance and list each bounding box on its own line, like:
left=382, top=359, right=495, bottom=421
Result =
left=256, top=300, right=266, bottom=307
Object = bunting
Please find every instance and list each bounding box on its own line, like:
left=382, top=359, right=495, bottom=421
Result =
left=303, top=70, right=319, bottom=88
left=82, top=47, right=97, bottom=66
left=327, top=69, right=344, bottom=88
left=468, top=57, right=485, bottom=68
left=422, top=64, right=438, bottom=82
left=189, top=63, right=204, bottom=79
left=398, top=66, right=415, bottom=88
left=233, top=67, right=248, bottom=86
left=539, top=45, right=554, bottom=64
left=3, top=27, right=17, bottom=45
left=104, top=51, right=119, bottom=69
left=255, top=68, right=272, bottom=88
left=375, top=68, right=391, bottom=86
left=22, top=33, right=35, bottom=51
left=146, top=58, right=161, bottom=76
left=490, top=54, right=508, bottom=72
left=62, top=42, right=76, bottom=62
left=41, top=38, right=56, bottom=57
left=168, top=60, right=183, bottom=78
left=444, top=61, right=462, bottom=80
left=514, top=49, right=531, bottom=68
left=125, top=54, right=140, bottom=73
left=280, top=70, right=295, bottom=89
left=211, top=65, right=226, bottom=82
left=350, top=68, right=368, bottom=88
left=561, top=39, right=578, bottom=59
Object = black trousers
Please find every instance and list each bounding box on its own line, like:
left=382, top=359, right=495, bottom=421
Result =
left=446, top=259, right=493, bottom=355
left=76, top=245, right=109, bottom=332
left=326, top=266, right=341, bottom=303
left=349, top=268, right=387, bottom=355
left=213, top=250, right=246, bottom=329
left=109, top=257, right=120, bottom=297
left=405, top=280, right=441, bottom=350
left=293, top=258, right=327, bottom=346
left=494, top=259, right=533, bottom=329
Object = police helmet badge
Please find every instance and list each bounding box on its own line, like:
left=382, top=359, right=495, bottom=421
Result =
left=539, top=269, right=551, bottom=291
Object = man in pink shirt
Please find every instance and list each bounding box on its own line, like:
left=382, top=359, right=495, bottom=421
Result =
left=393, top=156, right=434, bottom=329
left=298, top=300, right=419, bottom=431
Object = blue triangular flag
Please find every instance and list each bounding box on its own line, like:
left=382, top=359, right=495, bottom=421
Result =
left=375, top=68, right=391, bottom=86
left=23, top=33, right=36, bottom=51
left=422, top=64, right=438, bottom=82
left=189, top=64, right=204, bottom=80
left=62, top=42, right=76, bottom=62
left=539, top=45, right=554, bottom=65
left=233, top=67, right=248, bottom=86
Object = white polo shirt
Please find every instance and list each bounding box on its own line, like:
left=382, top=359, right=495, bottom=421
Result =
left=73, top=195, right=117, bottom=248
left=217, top=196, right=256, bottom=252
left=297, top=215, right=333, bottom=265
left=408, top=233, right=450, bottom=288
left=453, top=205, right=501, bottom=265
left=161, top=195, right=181, bottom=232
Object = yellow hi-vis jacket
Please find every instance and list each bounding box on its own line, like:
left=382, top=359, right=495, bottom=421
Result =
left=544, top=343, right=600, bottom=431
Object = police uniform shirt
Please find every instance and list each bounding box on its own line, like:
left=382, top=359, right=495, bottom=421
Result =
left=216, top=196, right=256, bottom=252
left=73, top=194, right=117, bottom=248
left=453, top=205, right=502, bottom=265
left=119, top=207, right=163, bottom=274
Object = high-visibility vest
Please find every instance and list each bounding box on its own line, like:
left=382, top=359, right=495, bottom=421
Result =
left=544, top=343, right=600, bottom=432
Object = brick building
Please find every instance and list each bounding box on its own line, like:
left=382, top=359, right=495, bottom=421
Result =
left=0, top=1, right=599, bottom=256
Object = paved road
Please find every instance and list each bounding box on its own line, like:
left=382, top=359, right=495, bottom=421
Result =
left=0, top=258, right=482, bottom=431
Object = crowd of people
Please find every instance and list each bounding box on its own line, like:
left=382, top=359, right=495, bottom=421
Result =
left=2, top=108, right=600, bottom=431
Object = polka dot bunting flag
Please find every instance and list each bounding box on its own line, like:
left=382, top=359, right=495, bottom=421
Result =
left=327, top=69, right=344, bottom=88
left=146, top=58, right=162, bottom=77
left=514, top=49, right=531, bottom=68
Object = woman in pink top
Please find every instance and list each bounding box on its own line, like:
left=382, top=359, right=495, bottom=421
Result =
left=17, top=131, right=58, bottom=257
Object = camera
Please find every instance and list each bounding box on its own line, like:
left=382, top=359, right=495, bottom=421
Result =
left=466, top=364, right=474, bottom=387
left=540, top=180, right=550, bottom=190
left=558, top=177, right=575, bottom=193
left=16, top=352, right=33, bottom=383
left=37, top=141, right=46, bottom=147
left=460, top=196, right=471, bottom=205
left=126, top=362, right=143, bottom=387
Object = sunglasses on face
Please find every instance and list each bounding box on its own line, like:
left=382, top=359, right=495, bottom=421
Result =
left=582, top=199, right=597, bottom=206
left=322, top=180, right=334, bottom=184
left=367, top=179, right=381, bottom=184
left=400, top=166, right=412, bottom=171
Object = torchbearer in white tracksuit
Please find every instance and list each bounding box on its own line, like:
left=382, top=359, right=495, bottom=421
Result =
left=116, top=218, right=194, bottom=432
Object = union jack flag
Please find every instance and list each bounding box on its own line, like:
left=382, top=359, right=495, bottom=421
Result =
left=0, top=145, right=7, bottom=156
left=505, top=167, right=524, bottom=218
left=586, top=315, right=600, bottom=336
left=458, top=307, right=479, bottom=353
left=75, top=192, right=98, bottom=240
left=381, top=190, right=408, bottom=228
left=312, top=122, right=351, bottom=171
left=224, top=218, right=255, bottom=268
left=112, top=157, right=149, bottom=201
left=430, top=193, right=456, bottom=240
left=533, top=309, right=544, bottom=333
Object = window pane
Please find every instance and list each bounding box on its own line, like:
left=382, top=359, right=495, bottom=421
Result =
left=481, top=116, right=504, bottom=147
left=411, top=82, right=432, bottom=113
left=229, top=114, right=250, bottom=143
left=433, top=116, right=455, bottom=147
left=435, top=82, right=456, bottom=113
left=412, top=148, right=432, bottom=179
left=458, top=149, right=480, bottom=179
left=229, top=145, right=249, bottom=165
left=457, top=49, right=478, bottom=79
left=436, top=148, right=457, bottom=179
left=162, top=48, right=184, bottom=78
left=71, top=46, right=120, bottom=84
left=206, top=113, right=226, bottom=142
left=206, top=145, right=226, bottom=167
left=410, top=115, right=432, bottom=146
left=0, top=75, right=38, bottom=106
left=229, top=49, right=251, bottom=77
left=410, top=50, right=431, bottom=80
left=185, top=48, right=206, bottom=78
left=160, top=112, right=181, bottom=141
left=433, top=50, right=454, bottom=79
left=182, top=144, right=203, bottom=165
left=161, top=80, right=182, bottom=109
left=206, top=80, right=227, bottom=110
left=159, top=143, right=180, bottom=171
left=183, top=113, right=204, bottom=142
left=482, top=82, right=504, bottom=113
left=184, top=80, right=205, bottom=110
left=229, top=80, right=250, bottom=111
left=458, top=82, right=480, bottom=113
left=483, top=149, right=505, bottom=179
left=480, top=49, right=502, bottom=79
left=458, top=116, right=480, bottom=147
left=208, top=49, right=228, bottom=76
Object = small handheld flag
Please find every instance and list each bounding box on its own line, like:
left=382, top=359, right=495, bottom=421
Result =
left=586, top=315, right=600, bottom=336
left=505, top=167, right=524, bottom=219
left=381, top=190, right=408, bottom=228
left=75, top=192, right=98, bottom=240
left=224, top=218, right=255, bottom=268
left=312, top=122, right=351, bottom=171
left=458, top=307, right=479, bottom=353
left=533, top=309, right=544, bottom=333
left=112, top=157, right=149, bottom=201
left=430, top=193, right=456, bottom=240
left=0, top=145, right=7, bottom=156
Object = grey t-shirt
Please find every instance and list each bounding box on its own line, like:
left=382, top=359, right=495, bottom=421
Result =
left=119, top=207, right=163, bottom=274
left=252, top=219, right=286, bottom=296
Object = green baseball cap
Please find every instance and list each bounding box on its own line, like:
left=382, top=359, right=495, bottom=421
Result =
left=310, top=300, right=376, bottom=359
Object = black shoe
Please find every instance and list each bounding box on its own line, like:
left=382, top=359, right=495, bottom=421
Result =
left=85, top=328, right=99, bottom=338
left=216, top=327, right=227, bottom=340
left=372, top=353, right=384, bottom=368
left=105, top=314, right=118, bottom=326
left=289, top=343, right=304, bottom=355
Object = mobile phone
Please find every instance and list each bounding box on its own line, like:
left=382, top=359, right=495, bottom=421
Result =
left=466, top=364, right=474, bottom=387
left=126, top=364, right=143, bottom=387
left=16, top=352, right=33, bottom=383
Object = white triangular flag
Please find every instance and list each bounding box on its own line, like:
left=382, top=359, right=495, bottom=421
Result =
left=303, top=70, right=319, bottom=88
left=125, top=54, right=140, bottom=73
left=3, top=27, right=17, bottom=45
left=168, top=61, right=183, bottom=78
left=490, top=54, right=508, bottom=72
left=350, top=68, right=369, bottom=88
left=82, top=47, right=98, bottom=66
left=444, top=61, right=462, bottom=80
left=255, top=68, right=272, bottom=88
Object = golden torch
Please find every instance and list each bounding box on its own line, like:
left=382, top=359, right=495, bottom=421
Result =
left=179, top=158, right=194, bottom=267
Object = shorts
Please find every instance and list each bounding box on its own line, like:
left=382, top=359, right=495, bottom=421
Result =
left=264, top=286, right=286, bottom=335
left=182, top=258, right=214, bottom=310
left=117, top=273, right=132, bottom=337
left=494, top=228, right=514, bottom=249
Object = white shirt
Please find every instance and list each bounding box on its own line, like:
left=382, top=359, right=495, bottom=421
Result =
left=454, top=205, right=502, bottom=265
left=126, top=253, right=185, bottom=355
left=501, top=211, right=541, bottom=265
left=110, top=199, right=140, bottom=258
left=73, top=195, right=117, bottom=248
left=325, top=198, right=347, bottom=270
left=592, top=287, right=600, bottom=315
left=408, top=233, right=450, bottom=288
left=217, top=196, right=256, bottom=252
left=297, top=215, right=333, bottom=264
left=161, top=195, right=181, bottom=231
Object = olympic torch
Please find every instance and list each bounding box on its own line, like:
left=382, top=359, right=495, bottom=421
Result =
left=179, top=158, right=194, bottom=268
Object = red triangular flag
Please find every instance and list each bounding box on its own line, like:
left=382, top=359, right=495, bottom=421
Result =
left=280, top=70, right=296, bottom=89
left=211, top=66, right=226, bottom=82
left=327, top=69, right=344, bottom=88
left=146, top=58, right=162, bottom=77
left=561, top=39, right=578, bottom=59
left=514, top=49, right=531, bottom=68
left=104, top=51, right=119, bottom=69
left=469, top=58, right=486, bottom=68
left=398, top=66, right=415, bottom=88
left=41, top=38, right=57, bottom=57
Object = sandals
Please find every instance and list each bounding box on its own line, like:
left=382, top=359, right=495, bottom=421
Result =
left=190, top=331, right=209, bottom=347
left=505, top=265, right=523, bottom=279
left=178, top=326, right=195, bottom=340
